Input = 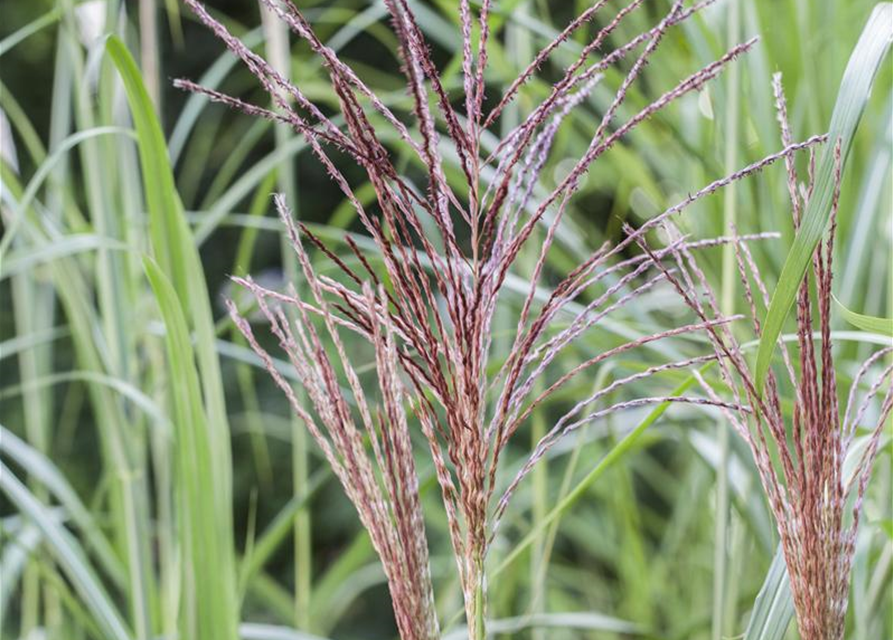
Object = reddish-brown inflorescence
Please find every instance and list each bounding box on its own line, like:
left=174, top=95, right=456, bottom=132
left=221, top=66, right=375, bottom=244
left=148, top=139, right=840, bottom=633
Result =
left=640, top=75, right=892, bottom=640
left=179, top=1, right=830, bottom=636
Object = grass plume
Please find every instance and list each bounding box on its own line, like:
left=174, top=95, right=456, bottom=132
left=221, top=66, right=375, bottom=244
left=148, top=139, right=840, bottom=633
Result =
left=640, top=75, right=892, bottom=640
left=177, top=0, right=845, bottom=635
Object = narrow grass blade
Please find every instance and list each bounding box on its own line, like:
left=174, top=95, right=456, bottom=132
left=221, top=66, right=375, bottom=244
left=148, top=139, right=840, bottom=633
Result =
left=0, top=425, right=126, bottom=588
left=144, top=256, right=239, bottom=640
left=239, top=624, right=333, bottom=640
left=107, top=33, right=233, bottom=525
left=162, top=0, right=185, bottom=47
left=0, top=371, right=171, bottom=431
left=0, top=462, right=133, bottom=640
left=0, top=521, right=41, bottom=620
left=0, top=126, right=134, bottom=258
left=0, top=79, right=47, bottom=164
left=106, top=37, right=186, bottom=293
left=0, top=327, right=68, bottom=363
left=755, top=3, right=893, bottom=391
left=309, top=532, right=374, bottom=629
left=1, top=234, right=129, bottom=280
left=0, top=7, right=61, bottom=58
left=238, top=472, right=325, bottom=597
left=833, top=294, right=893, bottom=336
left=742, top=547, right=794, bottom=640
left=442, top=611, right=641, bottom=640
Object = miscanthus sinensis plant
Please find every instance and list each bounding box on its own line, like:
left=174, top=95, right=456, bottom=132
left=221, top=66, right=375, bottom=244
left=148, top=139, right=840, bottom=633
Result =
left=639, top=75, right=892, bottom=640
left=178, top=0, right=824, bottom=636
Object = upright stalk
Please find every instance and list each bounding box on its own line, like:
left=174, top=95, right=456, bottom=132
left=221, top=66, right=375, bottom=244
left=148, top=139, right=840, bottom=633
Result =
left=59, top=3, right=155, bottom=636
left=473, top=569, right=485, bottom=640
left=139, top=0, right=160, bottom=111
left=712, top=3, right=740, bottom=639
left=259, top=6, right=311, bottom=628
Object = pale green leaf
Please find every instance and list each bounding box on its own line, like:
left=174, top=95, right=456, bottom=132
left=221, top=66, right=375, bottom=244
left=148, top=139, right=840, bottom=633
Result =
left=755, top=4, right=892, bottom=391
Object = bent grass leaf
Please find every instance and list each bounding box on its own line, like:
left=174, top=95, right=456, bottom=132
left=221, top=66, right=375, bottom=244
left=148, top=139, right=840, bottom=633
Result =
left=106, top=36, right=231, bottom=472
left=143, top=256, right=239, bottom=640
left=833, top=294, right=893, bottom=336
left=441, top=611, right=641, bottom=640
left=0, top=425, right=126, bottom=588
left=1, top=234, right=129, bottom=280
left=0, top=6, right=62, bottom=58
left=755, top=3, right=893, bottom=391
left=239, top=623, right=334, bottom=640
left=0, top=126, right=134, bottom=259
left=109, top=39, right=239, bottom=639
left=0, top=461, right=133, bottom=640
left=0, top=522, right=41, bottom=617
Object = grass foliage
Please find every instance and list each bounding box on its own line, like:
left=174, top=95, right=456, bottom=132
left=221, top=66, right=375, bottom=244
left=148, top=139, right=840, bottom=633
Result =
left=1, top=1, right=890, bottom=639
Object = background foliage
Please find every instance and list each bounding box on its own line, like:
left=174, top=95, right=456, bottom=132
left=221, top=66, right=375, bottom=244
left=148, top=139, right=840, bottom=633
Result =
left=1, top=1, right=890, bottom=639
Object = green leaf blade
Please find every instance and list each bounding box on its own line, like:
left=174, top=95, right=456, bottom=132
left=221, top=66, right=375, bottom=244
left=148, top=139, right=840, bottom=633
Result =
left=0, top=462, right=133, bottom=640
left=743, top=547, right=794, bottom=640
left=754, top=3, right=893, bottom=391
left=144, top=257, right=239, bottom=640
left=834, top=294, right=893, bottom=336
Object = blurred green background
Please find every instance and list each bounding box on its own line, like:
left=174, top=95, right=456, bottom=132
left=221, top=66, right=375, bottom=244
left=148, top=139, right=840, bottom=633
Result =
left=1, top=1, right=890, bottom=639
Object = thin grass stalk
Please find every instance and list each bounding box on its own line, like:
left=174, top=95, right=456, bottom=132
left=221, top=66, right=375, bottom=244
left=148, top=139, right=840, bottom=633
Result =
left=11, top=234, right=50, bottom=640
left=1, top=165, right=149, bottom=639
left=257, top=5, right=313, bottom=628
left=139, top=0, right=160, bottom=111
left=56, top=4, right=156, bottom=636
left=713, top=4, right=741, bottom=638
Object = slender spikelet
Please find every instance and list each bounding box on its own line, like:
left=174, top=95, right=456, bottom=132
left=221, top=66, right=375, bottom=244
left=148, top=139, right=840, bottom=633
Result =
left=640, top=77, right=891, bottom=640
left=181, top=1, right=830, bottom=635
left=227, top=198, right=438, bottom=640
